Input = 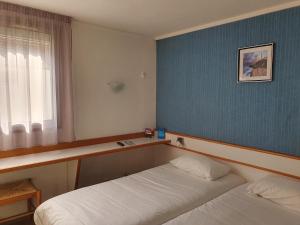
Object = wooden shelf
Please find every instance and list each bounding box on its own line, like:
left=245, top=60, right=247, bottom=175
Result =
left=0, top=179, right=41, bottom=223
left=0, top=138, right=170, bottom=174
left=0, top=180, right=37, bottom=204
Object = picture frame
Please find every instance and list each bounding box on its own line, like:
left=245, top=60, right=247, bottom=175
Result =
left=237, top=43, right=274, bottom=83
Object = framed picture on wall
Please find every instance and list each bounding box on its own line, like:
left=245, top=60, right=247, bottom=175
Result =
left=237, top=43, right=274, bottom=83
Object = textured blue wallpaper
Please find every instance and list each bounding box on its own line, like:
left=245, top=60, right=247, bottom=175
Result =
left=157, top=7, right=300, bottom=156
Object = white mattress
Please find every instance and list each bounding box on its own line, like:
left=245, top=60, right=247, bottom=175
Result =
left=163, top=184, right=300, bottom=225
left=34, top=164, right=244, bottom=225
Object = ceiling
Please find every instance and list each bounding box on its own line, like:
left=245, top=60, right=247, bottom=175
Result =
left=4, top=0, right=300, bottom=38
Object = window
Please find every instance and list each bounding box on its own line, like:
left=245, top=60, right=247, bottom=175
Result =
left=0, top=1, right=73, bottom=150
left=0, top=27, right=56, bottom=135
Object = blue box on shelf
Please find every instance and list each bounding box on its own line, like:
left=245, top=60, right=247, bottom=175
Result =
left=157, top=128, right=166, bottom=139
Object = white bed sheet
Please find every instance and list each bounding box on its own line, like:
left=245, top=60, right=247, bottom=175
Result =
left=163, top=184, right=300, bottom=225
left=34, top=164, right=244, bottom=225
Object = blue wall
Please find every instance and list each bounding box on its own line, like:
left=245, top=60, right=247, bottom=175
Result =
left=157, top=7, right=300, bottom=156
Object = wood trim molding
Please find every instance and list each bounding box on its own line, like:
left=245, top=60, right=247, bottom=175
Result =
left=168, top=144, right=300, bottom=180
left=167, top=131, right=299, bottom=160
left=0, top=132, right=145, bottom=159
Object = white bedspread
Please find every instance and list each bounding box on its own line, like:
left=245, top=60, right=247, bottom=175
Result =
left=34, top=164, right=244, bottom=225
left=163, top=184, right=300, bottom=225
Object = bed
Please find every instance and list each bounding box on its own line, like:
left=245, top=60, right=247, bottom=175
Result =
left=163, top=183, right=300, bottom=225
left=34, top=163, right=244, bottom=225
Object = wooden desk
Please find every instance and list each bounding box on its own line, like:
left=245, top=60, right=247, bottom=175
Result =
left=0, top=138, right=170, bottom=174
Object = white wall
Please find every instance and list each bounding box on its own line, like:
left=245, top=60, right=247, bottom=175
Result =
left=72, top=21, right=156, bottom=140
left=72, top=20, right=157, bottom=187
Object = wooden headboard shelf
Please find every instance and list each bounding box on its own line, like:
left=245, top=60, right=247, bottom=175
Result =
left=167, top=131, right=299, bottom=160
left=166, top=131, right=300, bottom=180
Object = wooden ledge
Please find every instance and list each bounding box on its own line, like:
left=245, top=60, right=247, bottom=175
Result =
left=0, top=132, right=145, bottom=159
left=0, top=138, right=170, bottom=174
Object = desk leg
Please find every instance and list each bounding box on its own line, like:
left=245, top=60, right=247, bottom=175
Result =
left=35, top=190, right=41, bottom=207
left=75, top=159, right=81, bottom=190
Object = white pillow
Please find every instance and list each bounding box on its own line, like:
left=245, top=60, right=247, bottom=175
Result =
left=247, top=175, right=300, bottom=213
left=170, top=155, right=230, bottom=181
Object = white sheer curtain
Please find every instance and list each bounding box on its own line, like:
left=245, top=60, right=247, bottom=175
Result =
left=0, top=2, right=74, bottom=150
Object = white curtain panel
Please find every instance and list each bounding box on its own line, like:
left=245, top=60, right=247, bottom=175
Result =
left=0, top=3, right=74, bottom=150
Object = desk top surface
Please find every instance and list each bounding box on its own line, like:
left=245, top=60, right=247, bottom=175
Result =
left=0, top=138, right=169, bottom=174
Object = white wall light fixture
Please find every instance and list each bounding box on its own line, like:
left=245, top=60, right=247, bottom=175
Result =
left=107, top=81, right=125, bottom=93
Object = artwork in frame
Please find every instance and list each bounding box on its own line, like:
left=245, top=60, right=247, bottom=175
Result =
left=238, top=43, right=274, bottom=83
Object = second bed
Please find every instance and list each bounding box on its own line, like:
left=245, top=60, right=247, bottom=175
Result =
left=163, top=183, right=300, bottom=225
